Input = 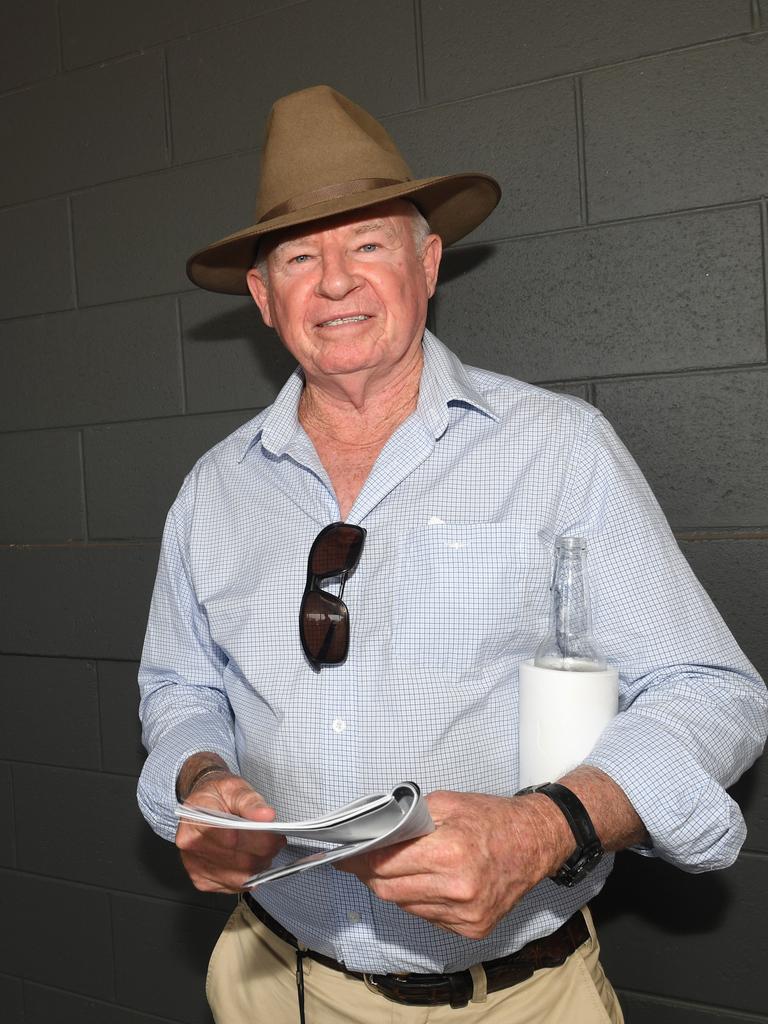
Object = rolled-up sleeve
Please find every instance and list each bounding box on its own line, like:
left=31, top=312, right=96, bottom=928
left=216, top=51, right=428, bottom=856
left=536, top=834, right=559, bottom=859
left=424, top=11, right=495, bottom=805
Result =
left=137, top=478, right=239, bottom=842
left=563, top=414, right=768, bottom=871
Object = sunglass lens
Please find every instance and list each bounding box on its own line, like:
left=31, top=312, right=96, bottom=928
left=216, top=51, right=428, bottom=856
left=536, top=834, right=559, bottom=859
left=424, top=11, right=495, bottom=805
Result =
left=309, top=524, right=365, bottom=578
left=300, top=590, right=349, bottom=665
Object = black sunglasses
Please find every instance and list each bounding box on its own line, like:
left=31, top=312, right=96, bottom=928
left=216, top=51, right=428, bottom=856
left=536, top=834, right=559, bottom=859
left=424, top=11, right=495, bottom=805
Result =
left=299, top=522, right=367, bottom=669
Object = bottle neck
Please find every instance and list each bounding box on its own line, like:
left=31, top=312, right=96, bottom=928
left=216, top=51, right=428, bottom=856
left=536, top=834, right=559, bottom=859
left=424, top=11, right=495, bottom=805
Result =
left=552, top=549, right=591, bottom=640
left=533, top=539, right=607, bottom=671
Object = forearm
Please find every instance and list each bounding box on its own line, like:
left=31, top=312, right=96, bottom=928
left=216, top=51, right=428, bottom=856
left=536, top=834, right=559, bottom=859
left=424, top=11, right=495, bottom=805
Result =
left=515, top=765, right=647, bottom=883
left=559, top=765, right=648, bottom=852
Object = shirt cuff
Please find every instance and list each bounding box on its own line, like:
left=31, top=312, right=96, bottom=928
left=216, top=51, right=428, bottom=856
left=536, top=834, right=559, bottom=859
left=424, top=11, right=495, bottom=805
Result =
left=137, top=715, right=240, bottom=842
left=585, top=711, right=747, bottom=872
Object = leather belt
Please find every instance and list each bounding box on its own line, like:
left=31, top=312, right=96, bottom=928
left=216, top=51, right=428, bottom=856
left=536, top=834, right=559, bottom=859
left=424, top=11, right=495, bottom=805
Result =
left=243, top=893, right=589, bottom=1009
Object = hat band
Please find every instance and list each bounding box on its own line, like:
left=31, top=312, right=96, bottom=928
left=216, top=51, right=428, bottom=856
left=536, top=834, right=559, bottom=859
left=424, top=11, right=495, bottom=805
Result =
left=259, top=177, right=406, bottom=223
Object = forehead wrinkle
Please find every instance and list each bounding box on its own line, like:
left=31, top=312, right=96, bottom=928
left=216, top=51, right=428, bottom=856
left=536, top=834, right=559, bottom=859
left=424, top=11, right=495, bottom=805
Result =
left=351, top=219, right=391, bottom=236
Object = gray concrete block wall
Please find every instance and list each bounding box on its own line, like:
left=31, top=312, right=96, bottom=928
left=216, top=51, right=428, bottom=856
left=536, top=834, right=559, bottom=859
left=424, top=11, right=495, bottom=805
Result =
left=0, top=3, right=765, bottom=1023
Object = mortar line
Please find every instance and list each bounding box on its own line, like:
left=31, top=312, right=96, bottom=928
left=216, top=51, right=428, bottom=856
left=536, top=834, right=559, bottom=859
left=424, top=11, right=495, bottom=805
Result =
left=8, top=763, right=18, bottom=869
left=77, top=429, right=90, bottom=542
left=0, top=539, right=158, bottom=549
left=93, top=660, right=105, bottom=772
left=0, top=863, right=237, bottom=915
left=761, top=199, right=768, bottom=361
left=4, top=20, right=757, bottom=105
left=378, top=30, right=767, bottom=120
left=675, top=529, right=768, bottom=542
left=573, top=76, right=589, bottom=225
left=16, top=979, right=188, bottom=1024
left=1, top=359, right=766, bottom=439
left=0, top=652, right=141, bottom=664
left=65, top=194, right=80, bottom=309
left=0, top=405, right=263, bottom=437
left=1, top=194, right=764, bottom=321
left=413, top=0, right=427, bottom=105
left=615, top=985, right=768, bottom=1022
left=161, top=46, right=174, bottom=166
left=175, top=296, right=188, bottom=414
left=0, top=143, right=759, bottom=231
left=0, top=758, right=138, bottom=778
left=16, top=979, right=185, bottom=1024
left=54, top=0, right=64, bottom=73
left=7, top=0, right=315, bottom=84
left=106, top=891, right=118, bottom=1002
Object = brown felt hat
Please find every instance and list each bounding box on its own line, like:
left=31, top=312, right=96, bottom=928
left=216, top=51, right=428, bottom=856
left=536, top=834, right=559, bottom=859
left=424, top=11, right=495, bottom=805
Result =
left=186, top=85, right=501, bottom=294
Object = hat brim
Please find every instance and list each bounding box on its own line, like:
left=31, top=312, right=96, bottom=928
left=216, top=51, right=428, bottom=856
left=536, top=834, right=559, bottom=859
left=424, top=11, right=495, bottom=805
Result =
left=186, top=172, right=500, bottom=294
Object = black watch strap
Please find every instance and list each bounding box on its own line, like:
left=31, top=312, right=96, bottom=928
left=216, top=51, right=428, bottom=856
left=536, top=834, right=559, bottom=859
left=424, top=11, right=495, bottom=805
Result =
left=517, top=782, right=604, bottom=887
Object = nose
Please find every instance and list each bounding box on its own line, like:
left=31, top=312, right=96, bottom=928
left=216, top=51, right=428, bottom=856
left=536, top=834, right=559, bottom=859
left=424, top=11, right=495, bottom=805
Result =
left=316, top=248, right=360, bottom=300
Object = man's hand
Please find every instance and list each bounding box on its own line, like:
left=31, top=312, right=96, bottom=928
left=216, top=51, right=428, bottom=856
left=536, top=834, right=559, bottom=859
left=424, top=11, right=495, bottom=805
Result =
left=175, top=756, right=285, bottom=893
left=338, top=789, right=574, bottom=939
left=339, top=768, right=646, bottom=939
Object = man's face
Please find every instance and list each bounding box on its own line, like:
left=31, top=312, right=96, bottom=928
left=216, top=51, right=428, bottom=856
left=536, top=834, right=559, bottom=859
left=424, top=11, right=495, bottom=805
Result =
left=246, top=200, right=442, bottom=385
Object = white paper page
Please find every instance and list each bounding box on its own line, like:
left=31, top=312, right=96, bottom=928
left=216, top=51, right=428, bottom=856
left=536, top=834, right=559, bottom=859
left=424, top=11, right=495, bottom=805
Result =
left=244, top=782, right=435, bottom=887
left=176, top=789, right=393, bottom=840
left=175, top=782, right=434, bottom=847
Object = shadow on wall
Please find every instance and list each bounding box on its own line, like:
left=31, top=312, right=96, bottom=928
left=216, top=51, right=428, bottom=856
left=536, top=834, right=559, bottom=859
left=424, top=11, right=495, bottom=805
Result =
left=135, top=814, right=234, bottom=910
left=594, top=847, right=729, bottom=934
left=187, top=300, right=297, bottom=396
left=438, top=243, right=498, bottom=284
left=593, top=757, right=765, bottom=937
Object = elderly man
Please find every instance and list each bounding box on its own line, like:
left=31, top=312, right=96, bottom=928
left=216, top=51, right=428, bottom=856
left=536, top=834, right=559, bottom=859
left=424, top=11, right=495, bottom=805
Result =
left=138, top=86, right=767, bottom=1024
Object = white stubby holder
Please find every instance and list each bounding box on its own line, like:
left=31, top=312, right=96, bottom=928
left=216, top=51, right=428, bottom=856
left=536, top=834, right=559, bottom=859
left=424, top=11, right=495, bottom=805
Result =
left=517, top=659, right=618, bottom=789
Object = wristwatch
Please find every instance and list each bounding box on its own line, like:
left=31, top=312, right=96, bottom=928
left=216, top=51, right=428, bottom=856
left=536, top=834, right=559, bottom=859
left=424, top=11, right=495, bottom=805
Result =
left=517, top=782, right=604, bottom=887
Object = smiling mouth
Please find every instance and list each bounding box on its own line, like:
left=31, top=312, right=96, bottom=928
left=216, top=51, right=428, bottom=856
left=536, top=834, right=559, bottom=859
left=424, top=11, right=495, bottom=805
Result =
left=317, top=315, right=371, bottom=327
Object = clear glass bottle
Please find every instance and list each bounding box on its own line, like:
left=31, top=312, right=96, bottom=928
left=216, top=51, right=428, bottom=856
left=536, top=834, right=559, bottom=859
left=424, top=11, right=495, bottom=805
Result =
left=534, top=536, right=607, bottom=672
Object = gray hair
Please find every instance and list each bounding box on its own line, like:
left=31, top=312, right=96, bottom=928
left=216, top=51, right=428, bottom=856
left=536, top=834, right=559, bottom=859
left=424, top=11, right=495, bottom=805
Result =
left=252, top=202, right=432, bottom=279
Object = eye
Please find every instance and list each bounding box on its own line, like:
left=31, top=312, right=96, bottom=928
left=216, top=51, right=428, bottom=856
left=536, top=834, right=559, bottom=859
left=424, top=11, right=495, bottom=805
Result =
left=359, top=243, right=378, bottom=253
left=291, top=254, right=312, bottom=264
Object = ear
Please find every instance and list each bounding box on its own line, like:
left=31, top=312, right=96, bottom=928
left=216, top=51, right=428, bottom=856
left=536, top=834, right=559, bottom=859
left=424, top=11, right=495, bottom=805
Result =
left=421, top=233, right=443, bottom=299
left=246, top=268, right=274, bottom=328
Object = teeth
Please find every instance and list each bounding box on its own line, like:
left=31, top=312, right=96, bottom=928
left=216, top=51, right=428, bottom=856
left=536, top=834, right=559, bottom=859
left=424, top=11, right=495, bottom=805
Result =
left=320, top=315, right=369, bottom=326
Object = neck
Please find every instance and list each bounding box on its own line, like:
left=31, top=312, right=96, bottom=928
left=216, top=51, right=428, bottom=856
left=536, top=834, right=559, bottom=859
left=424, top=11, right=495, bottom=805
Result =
left=299, top=345, right=424, bottom=451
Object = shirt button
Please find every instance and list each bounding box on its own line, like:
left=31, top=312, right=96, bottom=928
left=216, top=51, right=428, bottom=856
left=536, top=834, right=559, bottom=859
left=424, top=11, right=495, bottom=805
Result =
left=332, top=718, right=347, bottom=733
left=347, top=910, right=361, bottom=923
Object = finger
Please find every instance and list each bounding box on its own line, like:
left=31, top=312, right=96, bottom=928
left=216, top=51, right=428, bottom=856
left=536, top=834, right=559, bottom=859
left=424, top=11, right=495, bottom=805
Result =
left=398, top=901, right=456, bottom=923
left=183, top=861, right=249, bottom=893
left=228, top=787, right=278, bottom=822
left=234, top=830, right=287, bottom=857
left=177, top=821, right=242, bottom=852
left=181, top=849, right=276, bottom=892
left=177, top=821, right=285, bottom=864
left=184, top=844, right=276, bottom=876
left=370, top=873, right=453, bottom=904
left=361, top=835, right=450, bottom=879
left=396, top=902, right=491, bottom=938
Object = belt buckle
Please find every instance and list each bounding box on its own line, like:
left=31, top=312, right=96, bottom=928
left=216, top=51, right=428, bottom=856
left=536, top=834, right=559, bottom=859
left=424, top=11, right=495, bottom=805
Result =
left=363, top=972, right=417, bottom=1005
left=362, top=972, right=382, bottom=997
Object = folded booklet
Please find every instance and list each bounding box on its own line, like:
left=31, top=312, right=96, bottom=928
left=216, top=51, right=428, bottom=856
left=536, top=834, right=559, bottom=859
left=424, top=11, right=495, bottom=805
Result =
left=175, top=781, right=434, bottom=888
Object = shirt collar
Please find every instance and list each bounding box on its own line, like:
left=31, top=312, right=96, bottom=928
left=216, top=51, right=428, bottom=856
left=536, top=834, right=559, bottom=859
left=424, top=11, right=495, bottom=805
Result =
left=237, top=364, right=306, bottom=462
left=417, top=329, right=498, bottom=438
left=236, top=329, right=498, bottom=461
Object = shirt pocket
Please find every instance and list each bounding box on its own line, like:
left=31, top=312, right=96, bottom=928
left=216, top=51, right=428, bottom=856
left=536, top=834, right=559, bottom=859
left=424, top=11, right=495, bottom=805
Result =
left=391, top=523, right=549, bottom=671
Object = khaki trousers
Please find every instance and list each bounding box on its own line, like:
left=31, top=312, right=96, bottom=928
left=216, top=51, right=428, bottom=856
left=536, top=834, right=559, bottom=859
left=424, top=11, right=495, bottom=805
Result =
left=207, top=900, right=624, bottom=1024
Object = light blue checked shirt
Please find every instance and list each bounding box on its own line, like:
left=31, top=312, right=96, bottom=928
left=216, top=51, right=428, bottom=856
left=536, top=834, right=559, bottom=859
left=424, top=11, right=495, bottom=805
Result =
left=138, top=330, right=767, bottom=973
